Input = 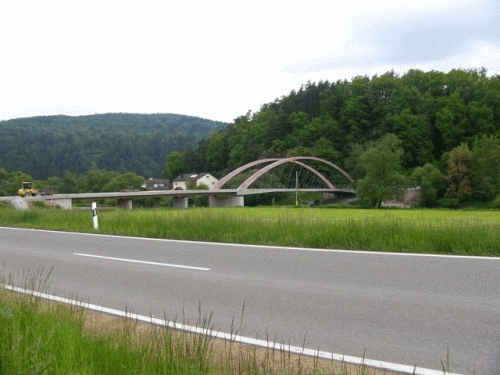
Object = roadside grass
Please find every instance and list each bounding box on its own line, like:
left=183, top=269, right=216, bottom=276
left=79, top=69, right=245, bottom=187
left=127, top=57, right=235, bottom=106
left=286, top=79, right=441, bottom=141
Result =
left=0, top=287, right=216, bottom=374
left=1, top=205, right=500, bottom=256
left=0, top=285, right=395, bottom=375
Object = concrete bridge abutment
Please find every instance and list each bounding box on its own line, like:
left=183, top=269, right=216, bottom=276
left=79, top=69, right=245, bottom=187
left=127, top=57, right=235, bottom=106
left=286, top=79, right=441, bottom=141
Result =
left=46, top=198, right=72, bottom=210
left=208, top=195, right=244, bottom=208
left=117, top=198, right=133, bottom=209
left=172, top=196, right=189, bottom=209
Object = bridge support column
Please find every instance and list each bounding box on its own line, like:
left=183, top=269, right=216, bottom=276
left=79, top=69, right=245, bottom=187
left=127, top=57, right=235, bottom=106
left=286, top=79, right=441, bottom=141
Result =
left=172, top=196, right=188, bottom=209
left=209, top=195, right=244, bottom=208
left=117, top=198, right=133, bottom=209
left=50, top=198, right=72, bottom=210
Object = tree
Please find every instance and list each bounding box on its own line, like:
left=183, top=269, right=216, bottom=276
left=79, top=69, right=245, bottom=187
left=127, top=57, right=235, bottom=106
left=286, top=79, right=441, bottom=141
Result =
left=44, top=176, right=63, bottom=194
left=206, top=131, right=228, bottom=170
left=435, top=92, right=467, bottom=150
left=288, top=146, right=313, bottom=157
left=0, top=168, right=10, bottom=196
left=163, top=151, right=185, bottom=180
left=311, top=138, right=340, bottom=161
left=102, top=172, right=144, bottom=192
left=7, top=171, right=32, bottom=196
left=391, top=108, right=433, bottom=168
left=344, top=143, right=368, bottom=181
left=356, top=134, right=407, bottom=206
left=467, top=101, right=494, bottom=135
left=60, top=172, right=78, bottom=194
left=288, top=111, right=309, bottom=131
left=471, top=134, right=500, bottom=201
left=411, top=163, right=445, bottom=206
left=78, top=168, right=119, bottom=193
left=228, top=142, right=248, bottom=169
left=444, top=143, right=473, bottom=201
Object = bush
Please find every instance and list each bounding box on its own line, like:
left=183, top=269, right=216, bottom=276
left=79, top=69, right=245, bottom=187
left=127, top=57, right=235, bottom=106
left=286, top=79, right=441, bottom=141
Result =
left=437, top=197, right=460, bottom=208
left=31, top=200, right=47, bottom=208
left=492, top=194, right=500, bottom=209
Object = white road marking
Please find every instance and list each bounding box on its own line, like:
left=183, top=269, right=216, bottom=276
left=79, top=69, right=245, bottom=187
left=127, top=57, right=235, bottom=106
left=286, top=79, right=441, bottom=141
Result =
left=3, top=226, right=500, bottom=260
left=3, top=284, right=463, bottom=375
left=73, top=252, right=210, bottom=271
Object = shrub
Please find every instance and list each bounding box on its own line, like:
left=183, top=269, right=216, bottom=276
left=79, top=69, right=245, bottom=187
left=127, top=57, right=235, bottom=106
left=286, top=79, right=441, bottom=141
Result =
left=492, top=194, right=500, bottom=209
left=437, top=197, right=460, bottom=208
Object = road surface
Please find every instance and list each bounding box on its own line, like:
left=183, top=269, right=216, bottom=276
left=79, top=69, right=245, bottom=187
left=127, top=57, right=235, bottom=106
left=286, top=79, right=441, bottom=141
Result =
left=0, top=227, right=499, bottom=374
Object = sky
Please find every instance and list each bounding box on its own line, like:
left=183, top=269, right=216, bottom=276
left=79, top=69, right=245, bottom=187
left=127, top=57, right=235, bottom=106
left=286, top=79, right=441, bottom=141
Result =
left=1, top=0, right=499, bottom=124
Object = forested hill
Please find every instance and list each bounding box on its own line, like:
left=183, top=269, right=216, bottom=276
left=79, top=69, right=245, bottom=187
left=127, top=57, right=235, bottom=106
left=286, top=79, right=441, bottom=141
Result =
left=0, top=113, right=227, bottom=179
left=181, top=69, right=500, bottom=176
left=167, top=69, right=500, bottom=206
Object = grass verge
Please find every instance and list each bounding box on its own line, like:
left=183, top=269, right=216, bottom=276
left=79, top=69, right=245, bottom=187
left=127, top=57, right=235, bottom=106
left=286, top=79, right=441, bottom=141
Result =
left=0, top=286, right=398, bottom=375
left=1, top=206, right=500, bottom=256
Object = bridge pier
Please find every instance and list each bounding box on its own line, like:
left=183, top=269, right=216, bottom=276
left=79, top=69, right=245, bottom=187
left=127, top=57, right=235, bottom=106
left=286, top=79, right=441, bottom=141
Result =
left=172, top=196, right=189, bottom=209
left=45, top=198, right=72, bottom=210
left=117, top=198, right=133, bottom=209
left=209, top=195, right=244, bottom=208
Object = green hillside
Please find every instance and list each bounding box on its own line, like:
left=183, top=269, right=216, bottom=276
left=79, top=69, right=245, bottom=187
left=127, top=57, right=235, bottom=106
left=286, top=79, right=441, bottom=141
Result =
left=0, top=113, right=227, bottom=179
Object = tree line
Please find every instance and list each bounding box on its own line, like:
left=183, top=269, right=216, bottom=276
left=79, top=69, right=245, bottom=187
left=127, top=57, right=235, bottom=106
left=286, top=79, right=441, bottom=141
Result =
left=165, top=68, right=500, bottom=207
left=0, top=168, right=145, bottom=196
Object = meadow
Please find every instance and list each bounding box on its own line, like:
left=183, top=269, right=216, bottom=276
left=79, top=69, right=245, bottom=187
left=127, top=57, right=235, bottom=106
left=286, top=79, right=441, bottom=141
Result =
left=1, top=205, right=499, bottom=256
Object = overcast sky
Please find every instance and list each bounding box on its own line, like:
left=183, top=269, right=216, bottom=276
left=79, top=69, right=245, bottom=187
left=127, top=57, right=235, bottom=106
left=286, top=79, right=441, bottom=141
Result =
left=1, top=0, right=499, bottom=123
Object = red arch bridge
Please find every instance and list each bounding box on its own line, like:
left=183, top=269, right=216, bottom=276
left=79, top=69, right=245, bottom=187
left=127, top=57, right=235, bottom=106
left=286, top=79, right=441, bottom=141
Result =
left=9, top=157, right=356, bottom=209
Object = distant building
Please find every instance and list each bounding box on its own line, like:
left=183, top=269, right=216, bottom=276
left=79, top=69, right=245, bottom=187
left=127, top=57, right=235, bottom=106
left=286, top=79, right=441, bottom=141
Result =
left=173, top=173, right=218, bottom=190
left=144, top=178, right=171, bottom=191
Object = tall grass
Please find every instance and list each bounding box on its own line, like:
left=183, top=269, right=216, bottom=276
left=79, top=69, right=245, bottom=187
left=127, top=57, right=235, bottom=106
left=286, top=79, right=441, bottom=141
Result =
left=0, top=288, right=219, bottom=374
left=0, top=287, right=376, bottom=375
left=1, top=205, right=500, bottom=256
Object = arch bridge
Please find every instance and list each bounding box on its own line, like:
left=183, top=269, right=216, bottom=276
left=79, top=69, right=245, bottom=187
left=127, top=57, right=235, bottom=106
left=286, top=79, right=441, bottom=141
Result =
left=208, top=156, right=355, bottom=207
left=7, top=156, right=356, bottom=209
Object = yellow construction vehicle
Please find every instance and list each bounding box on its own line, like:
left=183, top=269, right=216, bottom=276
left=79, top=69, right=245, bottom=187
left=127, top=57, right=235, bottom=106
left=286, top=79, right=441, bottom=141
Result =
left=17, top=182, right=39, bottom=197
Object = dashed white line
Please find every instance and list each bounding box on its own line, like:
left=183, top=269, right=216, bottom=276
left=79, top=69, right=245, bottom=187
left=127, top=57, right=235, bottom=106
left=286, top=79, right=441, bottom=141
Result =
left=73, top=253, right=210, bottom=271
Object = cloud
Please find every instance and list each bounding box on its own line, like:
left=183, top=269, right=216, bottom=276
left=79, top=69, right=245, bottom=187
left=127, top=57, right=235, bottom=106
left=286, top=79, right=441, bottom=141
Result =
left=283, top=0, right=499, bottom=74
left=1, top=0, right=499, bottom=123
left=370, top=1, right=499, bottom=64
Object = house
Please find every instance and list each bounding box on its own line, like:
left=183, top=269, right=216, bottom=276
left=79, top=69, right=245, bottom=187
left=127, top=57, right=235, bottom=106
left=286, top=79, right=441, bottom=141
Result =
left=173, top=173, right=218, bottom=190
left=143, top=178, right=171, bottom=191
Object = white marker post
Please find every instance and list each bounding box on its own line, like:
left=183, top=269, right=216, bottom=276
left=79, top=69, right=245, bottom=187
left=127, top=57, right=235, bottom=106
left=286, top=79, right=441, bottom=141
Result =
left=91, top=202, right=98, bottom=231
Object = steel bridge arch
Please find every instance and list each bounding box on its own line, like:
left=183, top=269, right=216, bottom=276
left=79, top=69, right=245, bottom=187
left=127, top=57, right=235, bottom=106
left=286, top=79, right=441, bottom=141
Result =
left=212, top=156, right=354, bottom=190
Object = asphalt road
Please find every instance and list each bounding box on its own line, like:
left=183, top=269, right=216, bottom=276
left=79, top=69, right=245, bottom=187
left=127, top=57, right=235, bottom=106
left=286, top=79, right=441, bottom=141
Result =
left=1, top=227, right=499, bottom=374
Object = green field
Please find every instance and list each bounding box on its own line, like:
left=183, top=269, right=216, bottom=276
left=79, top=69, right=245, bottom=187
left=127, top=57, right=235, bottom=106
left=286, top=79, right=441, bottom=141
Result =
left=1, top=205, right=499, bottom=256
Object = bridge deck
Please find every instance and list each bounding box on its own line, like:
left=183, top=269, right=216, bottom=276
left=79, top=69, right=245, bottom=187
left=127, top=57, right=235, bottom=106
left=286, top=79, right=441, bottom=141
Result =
left=49, top=188, right=354, bottom=200
left=1, top=187, right=355, bottom=202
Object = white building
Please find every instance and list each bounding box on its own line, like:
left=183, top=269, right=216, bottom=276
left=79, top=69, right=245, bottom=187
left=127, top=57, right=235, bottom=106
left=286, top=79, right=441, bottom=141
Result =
left=172, top=173, right=218, bottom=190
